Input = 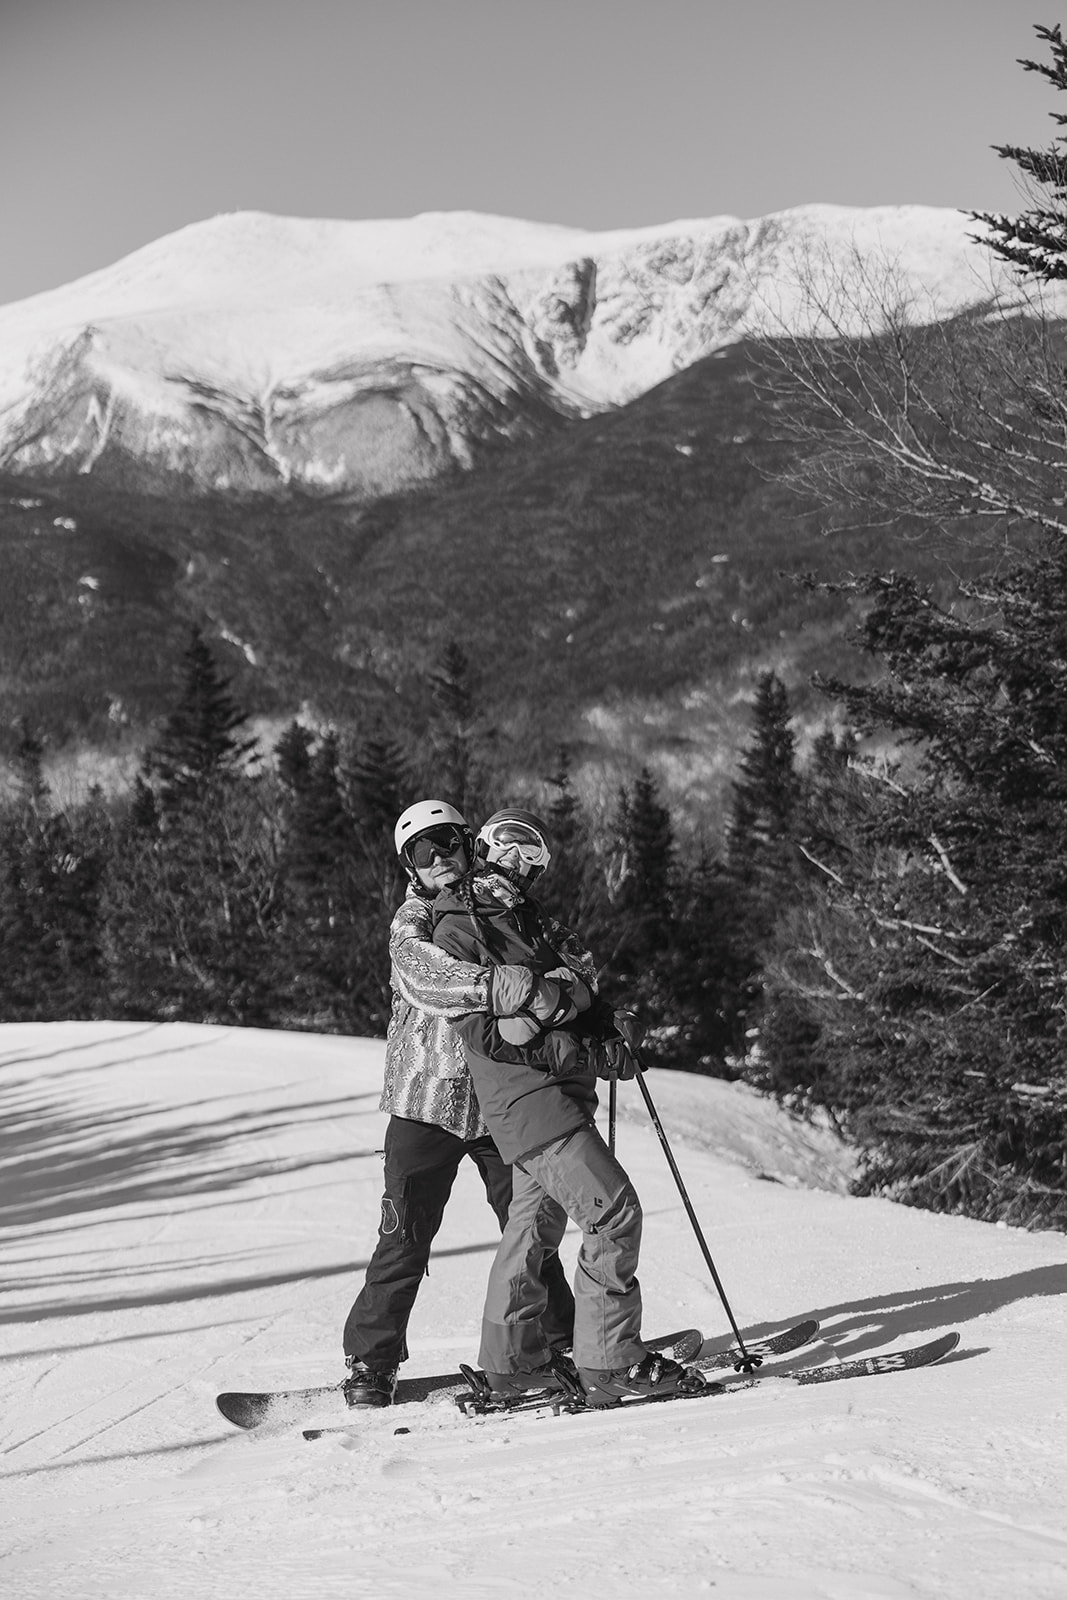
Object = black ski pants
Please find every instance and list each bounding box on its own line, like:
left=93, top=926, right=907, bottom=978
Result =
left=343, top=1115, right=576, bottom=1372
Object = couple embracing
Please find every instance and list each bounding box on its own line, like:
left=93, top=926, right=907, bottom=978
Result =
left=341, top=800, right=704, bottom=1410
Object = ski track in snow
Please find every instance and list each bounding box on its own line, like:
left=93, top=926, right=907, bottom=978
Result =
left=0, top=1020, right=1064, bottom=1600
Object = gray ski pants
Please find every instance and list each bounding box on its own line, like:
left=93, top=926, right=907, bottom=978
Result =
left=478, top=1122, right=647, bottom=1374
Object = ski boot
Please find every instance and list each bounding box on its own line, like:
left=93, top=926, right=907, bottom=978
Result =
left=342, top=1359, right=397, bottom=1408
left=577, top=1350, right=706, bottom=1409
left=482, top=1350, right=580, bottom=1400
left=456, top=1351, right=582, bottom=1414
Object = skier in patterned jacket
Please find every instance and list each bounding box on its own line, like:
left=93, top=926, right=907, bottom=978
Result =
left=431, top=808, right=705, bottom=1409
left=341, top=800, right=575, bottom=1408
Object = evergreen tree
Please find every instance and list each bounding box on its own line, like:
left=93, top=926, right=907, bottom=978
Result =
left=9, top=718, right=50, bottom=816
left=756, top=560, right=1067, bottom=1227
left=274, top=719, right=315, bottom=795
left=970, top=25, right=1067, bottom=282
left=281, top=731, right=350, bottom=899
left=127, top=774, right=159, bottom=834
left=607, top=768, right=679, bottom=1058
left=423, top=641, right=494, bottom=819
left=344, top=724, right=412, bottom=1025
left=744, top=32, right=1067, bottom=1226
left=271, top=725, right=396, bottom=1034
left=615, top=767, right=675, bottom=950
left=0, top=724, right=106, bottom=1020
left=347, top=722, right=411, bottom=840
left=670, top=845, right=752, bottom=1072
left=726, top=671, right=801, bottom=905
left=545, top=747, right=583, bottom=860
left=716, top=674, right=807, bottom=1051
left=105, top=635, right=275, bottom=1026
left=535, top=748, right=613, bottom=951
left=103, top=775, right=280, bottom=1027
left=142, top=626, right=258, bottom=810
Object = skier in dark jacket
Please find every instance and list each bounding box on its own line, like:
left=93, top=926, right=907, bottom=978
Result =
left=341, top=799, right=574, bottom=1408
left=432, top=808, right=704, bottom=1408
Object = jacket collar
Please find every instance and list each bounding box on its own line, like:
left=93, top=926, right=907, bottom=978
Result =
left=473, top=869, right=526, bottom=911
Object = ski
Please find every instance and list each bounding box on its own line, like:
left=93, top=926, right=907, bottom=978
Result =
left=216, top=1369, right=466, bottom=1431
left=696, top=1317, right=820, bottom=1374
left=452, top=1330, right=961, bottom=1417
left=216, top=1328, right=703, bottom=1432
left=784, top=1329, right=960, bottom=1386
left=299, top=1329, right=956, bottom=1437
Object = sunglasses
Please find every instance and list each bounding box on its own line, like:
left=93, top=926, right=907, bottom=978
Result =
left=406, top=825, right=467, bottom=868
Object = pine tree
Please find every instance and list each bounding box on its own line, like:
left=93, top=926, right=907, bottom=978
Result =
left=606, top=768, right=680, bottom=1057
left=270, top=726, right=396, bottom=1033
left=274, top=719, right=315, bottom=795
left=143, top=626, right=258, bottom=810
left=423, top=641, right=494, bottom=820
left=281, top=731, right=350, bottom=898
left=127, top=774, right=159, bottom=833
left=741, top=25, right=1067, bottom=1226
left=670, top=845, right=753, bottom=1071
left=970, top=25, right=1067, bottom=282
left=103, top=775, right=280, bottom=1026
left=0, top=724, right=107, bottom=1020
left=616, top=768, right=675, bottom=947
left=9, top=719, right=50, bottom=816
left=347, top=722, right=411, bottom=840
left=105, top=634, right=275, bottom=1025
left=344, top=724, right=411, bottom=1024
left=545, top=747, right=583, bottom=860
left=716, top=673, right=806, bottom=1052
left=726, top=671, right=801, bottom=902
left=535, top=748, right=613, bottom=949
left=757, top=562, right=1067, bottom=1227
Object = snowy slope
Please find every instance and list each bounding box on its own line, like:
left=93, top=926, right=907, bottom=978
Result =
left=0, top=206, right=1009, bottom=495
left=1, top=1020, right=1064, bottom=1600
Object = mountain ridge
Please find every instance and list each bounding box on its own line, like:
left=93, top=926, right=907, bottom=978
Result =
left=0, top=205, right=1004, bottom=498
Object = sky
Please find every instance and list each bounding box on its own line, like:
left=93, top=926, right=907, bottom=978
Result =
left=0, top=0, right=1054, bottom=307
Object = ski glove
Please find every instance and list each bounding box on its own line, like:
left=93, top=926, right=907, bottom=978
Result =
left=497, top=969, right=588, bottom=1046
left=588, top=1010, right=642, bottom=1080
left=487, top=964, right=539, bottom=1019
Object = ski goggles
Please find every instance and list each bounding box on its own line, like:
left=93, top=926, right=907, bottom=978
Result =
left=405, top=824, right=468, bottom=868
left=479, top=819, right=551, bottom=871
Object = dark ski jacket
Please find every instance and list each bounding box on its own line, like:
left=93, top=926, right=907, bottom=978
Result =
left=431, top=873, right=605, bottom=1164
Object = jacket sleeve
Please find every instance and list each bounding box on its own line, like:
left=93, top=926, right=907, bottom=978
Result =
left=390, top=894, right=490, bottom=1018
left=434, top=910, right=590, bottom=1074
left=433, top=913, right=531, bottom=1061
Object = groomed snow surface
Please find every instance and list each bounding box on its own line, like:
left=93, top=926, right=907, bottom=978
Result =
left=1, top=1022, right=1064, bottom=1600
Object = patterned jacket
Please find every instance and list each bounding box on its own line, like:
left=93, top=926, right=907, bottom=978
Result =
left=379, top=889, right=492, bottom=1140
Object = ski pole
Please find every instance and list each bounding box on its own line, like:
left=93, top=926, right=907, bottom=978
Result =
left=632, top=1063, right=760, bottom=1372
left=608, top=1078, right=617, bottom=1154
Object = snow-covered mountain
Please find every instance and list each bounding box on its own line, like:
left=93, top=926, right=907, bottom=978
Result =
left=0, top=206, right=1005, bottom=497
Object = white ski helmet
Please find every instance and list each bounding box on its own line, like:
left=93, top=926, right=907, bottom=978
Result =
left=476, top=808, right=552, bottom=885
left=393, top=799, right=470, bottom=859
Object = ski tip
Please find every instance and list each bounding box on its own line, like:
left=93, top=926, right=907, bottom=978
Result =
left=216, top=1391, right=271, bottom=1429
left=789, top=1318, right=820, bottom=1343
left=931, top=1329, right=961, bottom=1361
